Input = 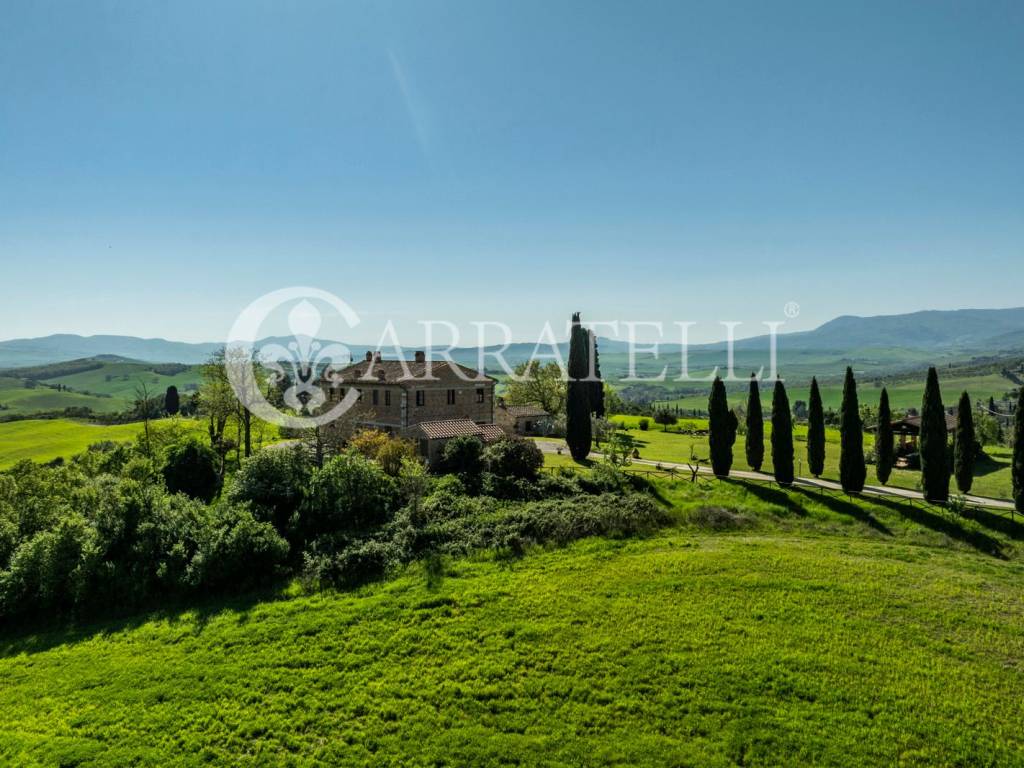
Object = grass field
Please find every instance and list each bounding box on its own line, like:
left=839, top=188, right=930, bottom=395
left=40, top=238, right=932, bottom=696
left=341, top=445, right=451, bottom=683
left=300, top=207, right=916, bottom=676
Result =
left=2, top=474, right=1023, bottom=766
left=0, top=418, right=208, bottom=468
left=650, top=373, right=1016, bottom=414
left=0, top=360, right=202, bottom=417
left=597, top=414, right=1016, bottom=501
left=0, top=376, right=121, bottom=417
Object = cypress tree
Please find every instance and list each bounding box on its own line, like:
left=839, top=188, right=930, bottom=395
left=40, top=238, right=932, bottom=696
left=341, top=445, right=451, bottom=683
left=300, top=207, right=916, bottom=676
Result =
left=1013, top=386, right=1024, bottom=513
left=954, top=390, right=975, bottom=494
left=839, top=367, right=866, bottom=493
left=875, top=388, right=894, bottom=485
left=565, top=312, right=592, bottom=462
left=771, top=380, right=794, bottom=486
left=745, top=374, right=764, bottom=472
left=708, top=377, right=736, bottom=476
left=164, top=385, right=180, bottom=416
left=589, top=330, right=605, bottom=418
left=806, top=377, right=825, bottom=478
left=919, top=366, right=950, bottom=503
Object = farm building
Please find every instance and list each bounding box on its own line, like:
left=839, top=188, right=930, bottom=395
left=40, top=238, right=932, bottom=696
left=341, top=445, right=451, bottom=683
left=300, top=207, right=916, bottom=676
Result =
left=496, top=403, right=550, bottom=436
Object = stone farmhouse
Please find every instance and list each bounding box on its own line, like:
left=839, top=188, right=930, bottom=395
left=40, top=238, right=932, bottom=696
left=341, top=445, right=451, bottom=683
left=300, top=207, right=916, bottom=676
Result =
left=320, top=351, right=503, bottom=462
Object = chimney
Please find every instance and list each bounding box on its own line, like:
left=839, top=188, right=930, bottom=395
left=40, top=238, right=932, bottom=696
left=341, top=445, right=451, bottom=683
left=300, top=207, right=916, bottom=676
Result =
left=373, top=351, right=382, bottom=362
left=414, top=350, right=425, bottom=363
left=364, top=351, right=373, bottom=362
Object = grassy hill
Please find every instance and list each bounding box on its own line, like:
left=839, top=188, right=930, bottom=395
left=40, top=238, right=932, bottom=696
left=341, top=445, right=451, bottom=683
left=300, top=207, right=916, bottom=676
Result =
left=1, top=476, right=1022, bottom=766
left=0, top=358, right=202, bottom=417
left=0, top=418, right=206, bottom=468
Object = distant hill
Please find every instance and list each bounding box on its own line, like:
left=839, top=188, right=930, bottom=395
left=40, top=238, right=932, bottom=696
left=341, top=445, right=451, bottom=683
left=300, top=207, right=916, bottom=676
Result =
left=2, top=307, right=1023, bottom=369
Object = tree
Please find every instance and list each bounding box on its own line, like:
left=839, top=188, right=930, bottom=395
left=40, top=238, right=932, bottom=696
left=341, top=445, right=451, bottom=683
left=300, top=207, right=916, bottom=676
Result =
left=654, top=409, right=677, bottom=431
left=162, top=438, right=221, bottom=503
left=806, top=377, right=825, bottom=478
left=954, top=390, right=975, bottom=495
left=133, top=379, right=161, bottom=453
left=304, top=453, right=398, bottom=537
left=839, top=367, right=866, bottom=493
left=745, top=375, right=764, bottom=472
left=565, top=312, right=592, bottom=461
left=483, top=438, right=544, bottom=481
left=771, top=380, right=794, bottom=487
left=164, top=385, right=180, bottom=416
left=227, top=446, right=311, bottom=538
left=708, top=377, right=737, bottom=477
left=875, top=388, right=894, bottom=486
left=505, top=360, right=566, bottom=415
left=1013, top=386, right=1024, bottom=513
left=920, top=366, right=950, bottom=503
left=439, top=435, right=485, bottom=483
left=589, top=330, right=605, bottom=418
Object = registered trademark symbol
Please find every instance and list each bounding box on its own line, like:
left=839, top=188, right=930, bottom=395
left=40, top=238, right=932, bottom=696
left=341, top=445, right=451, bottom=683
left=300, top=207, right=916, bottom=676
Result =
left=784, top=301, right=800, bottom=319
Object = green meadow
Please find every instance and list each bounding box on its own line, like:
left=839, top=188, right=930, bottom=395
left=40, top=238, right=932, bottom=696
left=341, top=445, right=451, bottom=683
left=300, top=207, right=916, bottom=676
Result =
left=591, top=414, right=1016, bottom=501
left=0, top=418, right=208, bottom=469
left=1, top=476, right=1022, bottom=766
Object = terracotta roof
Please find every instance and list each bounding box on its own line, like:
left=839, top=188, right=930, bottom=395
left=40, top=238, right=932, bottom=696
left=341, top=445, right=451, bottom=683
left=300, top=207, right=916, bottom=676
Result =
left=417, top=419, right=505, bottom=442
left=325, top=359, right=493, bottom=386
left=479, top=424, right=506, bottom=442
left=884, top=413, right=959, bottom=434
left=501, top=404, right=548, bottom=418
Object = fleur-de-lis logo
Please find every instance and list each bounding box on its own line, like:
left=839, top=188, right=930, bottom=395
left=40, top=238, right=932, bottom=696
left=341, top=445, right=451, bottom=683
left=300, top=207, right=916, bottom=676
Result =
left=259, top=300, right=351, bottom=414
left=225, top=288, right=361, bottom=428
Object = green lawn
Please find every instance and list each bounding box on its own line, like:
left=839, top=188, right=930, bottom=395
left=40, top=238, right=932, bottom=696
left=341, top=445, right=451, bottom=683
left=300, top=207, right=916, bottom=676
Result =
left=599, top=414, right=1015, bottom=501
left=0, top=418, right=207, bottom=468
left=651, top=373, right=1015, bottom=414
left=45, top=361, right=202, bottom=403
left=2, top=495, right=1022, bottom=765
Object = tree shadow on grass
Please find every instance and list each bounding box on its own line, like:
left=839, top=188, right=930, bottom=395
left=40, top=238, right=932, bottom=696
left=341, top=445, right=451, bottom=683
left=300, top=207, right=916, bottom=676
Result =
left=973, top=452, right=1010, bottom=479
left=867, top=495, right=1009, bottom=560
left=791, top=488, right=893, bottom=537
left=0, top=585, right=280, bottom=660
left=962, top=507, right=1024, bottom=542
left=720, top=477, right=808, bottom=517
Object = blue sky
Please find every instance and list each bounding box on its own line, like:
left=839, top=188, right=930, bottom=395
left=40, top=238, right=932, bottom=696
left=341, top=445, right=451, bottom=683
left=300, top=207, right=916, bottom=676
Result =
left=1, top=0, right=1022, bottom=344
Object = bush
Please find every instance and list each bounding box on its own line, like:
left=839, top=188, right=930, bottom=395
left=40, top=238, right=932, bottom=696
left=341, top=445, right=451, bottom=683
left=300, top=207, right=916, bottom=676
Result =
left=438, top=435, right=485, bottom=485
left=304, top=452, right=398, bottom=538
left=228, top=447, right=311, bottom=537
left=638, top=418, right=650, bottom=431
left=162, top=438, right=220, bottom=502
left=377, top=438, right=417, bottom=477
left=484, top=438, right=544, bottom=482
left=190, top=503, right=289, bottom=591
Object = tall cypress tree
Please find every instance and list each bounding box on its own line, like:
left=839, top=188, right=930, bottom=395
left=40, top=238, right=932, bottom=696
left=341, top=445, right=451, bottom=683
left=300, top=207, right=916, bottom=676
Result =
left=164, top=384, right=180, bottom=416
left=708, top=377, right=736, bottom=477
left=588, top=330, right=605, bottom=418
left=954, top=390, right=975, bottom=494
left=875, top=388, right=894, bottom=486
left=565, top=312, right=592, bottom=461
left=771, top=380, right=794, bottom=486
left=745, top=374, right=764, bottom=472
left=1013, top=386, right=1024, bottom=513
left=839, top=367, right=866, bottom=493
left=806, top=377, right=825, bottom=478
left=920, top=367, right=950, bottom=502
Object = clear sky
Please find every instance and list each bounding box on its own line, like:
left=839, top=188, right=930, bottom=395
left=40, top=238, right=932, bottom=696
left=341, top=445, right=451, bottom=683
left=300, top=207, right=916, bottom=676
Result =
left=2, top=0, right=1022, bottom=344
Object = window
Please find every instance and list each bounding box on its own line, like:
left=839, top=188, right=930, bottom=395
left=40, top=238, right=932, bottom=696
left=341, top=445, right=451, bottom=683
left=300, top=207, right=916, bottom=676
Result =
left=356, top=389, right=362, bottom=402
left=416, top=390, right=425, bottom=407
left=385, top=390, right=391, bottom=406
left=372, top=389, right=379, bottom=406
left=447, top=389, right=456, bottom=405
left=475, top=388, right=485, bottom=403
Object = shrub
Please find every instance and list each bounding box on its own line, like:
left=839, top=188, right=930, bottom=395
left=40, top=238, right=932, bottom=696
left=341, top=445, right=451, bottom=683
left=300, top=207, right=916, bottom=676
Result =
left=161, top=438, right=220, bottom=502
left=228, top=447, right=311, bottom=537
left=305, top=452, right=399, bottom=538
left=484, top=438, right=544, bottom=482
left=438, top=435, right=484, bottom=485
left=638, top=418, right=650, bottom=431
left=377, top=438, right=417, bottom=477
left=190, top=503, right=289, bottom=591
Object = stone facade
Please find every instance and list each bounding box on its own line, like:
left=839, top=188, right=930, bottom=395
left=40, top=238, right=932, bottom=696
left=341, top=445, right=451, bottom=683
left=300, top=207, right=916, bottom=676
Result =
left=320, top=351, right=496, bottom=440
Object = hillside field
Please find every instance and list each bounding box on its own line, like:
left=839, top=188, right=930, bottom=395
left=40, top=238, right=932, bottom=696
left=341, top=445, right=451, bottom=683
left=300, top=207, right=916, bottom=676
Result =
left=650, top=372, right=1016, bottom=414
left=0, top=418, right=206, bottom=468
left=1, top=475, right=1023, bottom=766
left=0, top=359, right=202, bottom=417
